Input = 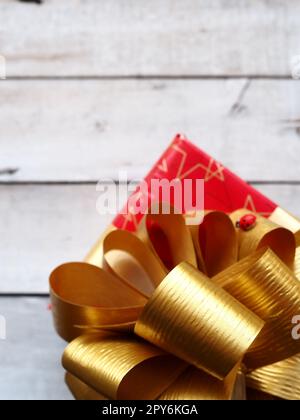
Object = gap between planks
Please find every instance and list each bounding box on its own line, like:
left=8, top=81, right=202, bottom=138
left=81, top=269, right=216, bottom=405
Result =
left=3, top=76, right=295, bottom=81
left=1, top=78, right=300, bottom=182
left=0, top=183, right=299, bottom=294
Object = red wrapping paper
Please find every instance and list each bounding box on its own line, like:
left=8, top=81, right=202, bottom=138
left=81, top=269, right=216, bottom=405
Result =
left=113, top=134, right=277, bottom=232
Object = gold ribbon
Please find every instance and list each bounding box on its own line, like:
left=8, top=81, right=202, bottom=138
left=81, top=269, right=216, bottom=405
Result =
left=50, top=208, right=300, bottom=400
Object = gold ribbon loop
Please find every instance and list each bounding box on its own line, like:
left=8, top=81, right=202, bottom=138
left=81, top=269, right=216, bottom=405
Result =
left=65, top=368, right=246, bottom=401
left=160, top=365, right=245, bottom=401
left=66, top=373, right=108, bottom=400
left=230, top=209, right=296, bottom=267
left=50, top=207, right=300, bottom=400
left=135, top=262, right=264, bottom=380
left=50, top=262, right=146, bottom=341
left=294, top=233, right=300, bottom=280
left=63, top=335, right=186, bottom=400
left=269, top=207, right=300, bottom=234
left=213, top=248, right=300, bottom=368
left=246, top=354, right=300, bottom=401
left=103, top=229, right=167, bottom=296
left=191, top=211, right=238, bottom=276
left=140, top=212, right=197, bottom=270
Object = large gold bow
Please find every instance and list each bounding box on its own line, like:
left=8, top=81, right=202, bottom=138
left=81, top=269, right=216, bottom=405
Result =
left=50, top=208, right=300, bottom=400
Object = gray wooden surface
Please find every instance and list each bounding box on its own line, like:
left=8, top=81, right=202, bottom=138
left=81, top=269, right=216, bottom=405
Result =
left=1, top=79, right=300, bottom=182
left=0, top=183, right=299, bottom=294
left=0, top=0, right=299, bottom=400
left=0, top=297, right=71, bottom=400
left=1, top=0, right=299, bottom=77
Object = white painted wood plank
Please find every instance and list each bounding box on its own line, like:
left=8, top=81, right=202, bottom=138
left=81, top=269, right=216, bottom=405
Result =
left=0, top=79, right=300, bottom=182
left=0, top=183, right=299, bottom=294
left=0, top=184, right=112, bottom=294
left=0, top=297, right=72, bottom=400
left=258, top=184, right=300, bottom=217
left=1, top=0, right=299, bottom=77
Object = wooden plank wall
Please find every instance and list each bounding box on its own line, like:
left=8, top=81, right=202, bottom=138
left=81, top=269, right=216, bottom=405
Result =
left=0, top=0, right=299, bottom=399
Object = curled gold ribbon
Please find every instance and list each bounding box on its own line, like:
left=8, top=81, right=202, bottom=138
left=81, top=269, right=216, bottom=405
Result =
left=213, top=248, right=300, bottom=369
left=135, top=262, right=263, bottom=380
left=50, top=208, right=300, bottom=400
left=63, top=335, right=186, bottom=400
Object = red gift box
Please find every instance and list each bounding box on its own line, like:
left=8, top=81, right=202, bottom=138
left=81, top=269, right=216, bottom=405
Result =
left=113, top=134, right=277, bottom=232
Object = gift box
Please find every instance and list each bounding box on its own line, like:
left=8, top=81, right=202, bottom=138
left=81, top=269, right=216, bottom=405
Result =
left=114, top=133, right=277, bottom=227
left=50, top=134, right=300, bottom=401
left=85, top=134, right=298, bottom=268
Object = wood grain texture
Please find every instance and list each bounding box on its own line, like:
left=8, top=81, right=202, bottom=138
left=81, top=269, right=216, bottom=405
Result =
left=0, top=297, right=72, bottom=400
left=1, top=79, right=300, bottom=182
left=1, top=0, right=299, bottom=402
left=0, top=184, right=112, bottom=293
left=0, top=183, right=299, bottom=294
left=1, top=0, right=299, bottom=77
